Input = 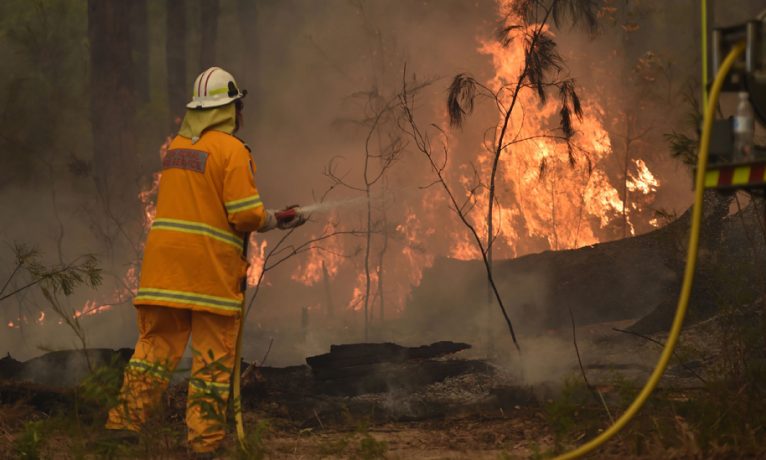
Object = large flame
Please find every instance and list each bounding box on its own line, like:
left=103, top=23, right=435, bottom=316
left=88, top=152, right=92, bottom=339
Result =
left=446, top=2, right=659, bottom=254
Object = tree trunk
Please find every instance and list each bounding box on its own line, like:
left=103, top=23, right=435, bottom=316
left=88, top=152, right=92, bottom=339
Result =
left=166, top=0, right=187, bottom=131
left=236, top=0, right=259, bottom=97
left=88, top=0, right=136, bottom=197
left=322, top=261, right=335, bottom=318
left=199, top=0, right=219, bottom=69
left=622, top=121, right=631, bottom=238
left=377, top=212, right=388, bottom=322
left=363, top=183, right=372, bottom=341
left=129, top=0, right=150, bottom=103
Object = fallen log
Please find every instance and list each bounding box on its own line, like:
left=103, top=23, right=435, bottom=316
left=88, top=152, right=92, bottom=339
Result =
left=0, top=381, right=73, bottom=413
left=305, top=341, right=476, bottom=396
left=312, top=359, right=489, bottom=396
left=306, top=341, right=470, bottom=369
left=0, top=353, right=23, bottom=380
left=0, top=348, right=133, bottom=388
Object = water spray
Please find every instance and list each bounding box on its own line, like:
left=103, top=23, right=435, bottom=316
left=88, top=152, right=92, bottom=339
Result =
left=274, top=196, right=379, bottom=222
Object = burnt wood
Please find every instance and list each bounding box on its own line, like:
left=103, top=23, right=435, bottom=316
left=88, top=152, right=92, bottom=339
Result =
left=306, top=341, right=471, bottom=370
left=312, top=359, right=490, bottom=396
left=0, top=353, right=23, bottom=380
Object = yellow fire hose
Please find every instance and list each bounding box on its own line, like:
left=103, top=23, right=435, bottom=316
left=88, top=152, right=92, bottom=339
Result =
left=233, top=302, right=247, bottom=448
left=232, top=237, right=249, bottom=449
left=701, top=0, right=709, bottom=110
left=555, top=41, right=746, bottom=459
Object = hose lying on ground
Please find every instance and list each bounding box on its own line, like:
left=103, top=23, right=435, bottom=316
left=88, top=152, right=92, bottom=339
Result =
left=555, top=41, right=746, bottom=460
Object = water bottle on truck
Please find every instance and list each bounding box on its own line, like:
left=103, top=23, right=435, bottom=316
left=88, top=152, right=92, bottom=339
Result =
left=733, top=91, right=754, bottom=160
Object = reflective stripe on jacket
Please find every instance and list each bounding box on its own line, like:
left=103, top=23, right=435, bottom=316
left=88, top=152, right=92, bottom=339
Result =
left=134, top=130, right=266, bottom=316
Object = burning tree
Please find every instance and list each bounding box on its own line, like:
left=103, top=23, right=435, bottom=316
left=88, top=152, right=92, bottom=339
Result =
left=400, top=0, right=613, bottom=351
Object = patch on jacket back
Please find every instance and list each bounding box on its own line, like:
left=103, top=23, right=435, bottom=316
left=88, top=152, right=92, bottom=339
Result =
left=162, top=149, right=208, bottom=173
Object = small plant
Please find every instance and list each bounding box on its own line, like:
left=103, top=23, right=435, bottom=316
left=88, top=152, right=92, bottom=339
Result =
left=78, top=355, right=125, bottom=410
left=544, top=375, right=594, bottom=445
left=606, top=370, right=639, bottom=411
left=236, top=419, right=270, bottom=460
left=13, top=420, right=45, bottom=460
left=525, top=442, right=552, bottom=460
left=358, top=432, right=387, bottom=460
left=317, top=434, right=351, bottom=457
left=353, top=418, right=387, bottom=459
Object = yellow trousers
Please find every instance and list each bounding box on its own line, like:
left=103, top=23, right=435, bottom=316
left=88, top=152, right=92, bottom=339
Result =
left=106, top=305, right=240, bottom=453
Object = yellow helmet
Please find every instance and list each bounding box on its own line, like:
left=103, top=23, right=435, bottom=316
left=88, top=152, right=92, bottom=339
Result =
left=186, top=66, right=246, bottom=109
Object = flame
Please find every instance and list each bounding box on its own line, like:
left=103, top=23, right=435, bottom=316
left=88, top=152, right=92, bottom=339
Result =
left=138, top=138, right=168, bottom=231
left=247, top=237, right=269, bottom=287
left=74, top=300, right=112, bottom=318
left=444, top=1, right=659, bottom=254
left=291, top=218, right=343, bottom=286
left=451, top=239, right=481, bottom=261
left=627, top=159, right=659, bottom=194
left=396, top=207, right=435, bottom=287
left=346, top=271, right=379, bottom=312
left=583, top=170, right=624, bottom=227
left=139, top=172, right=161, bottom=230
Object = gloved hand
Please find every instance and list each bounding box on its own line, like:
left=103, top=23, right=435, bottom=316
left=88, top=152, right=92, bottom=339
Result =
left=276, top=206, right=307, bottom=230
left=257, top=210, right=278, bottom=233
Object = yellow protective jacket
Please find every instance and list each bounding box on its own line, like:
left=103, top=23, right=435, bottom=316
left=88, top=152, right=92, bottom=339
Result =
left=133, top=130, right=266, bottom=316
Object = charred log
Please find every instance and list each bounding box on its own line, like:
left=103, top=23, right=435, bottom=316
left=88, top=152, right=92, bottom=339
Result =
left=241, top=361, right=502, bottom=424
left=306, top=341, right=470, bottom=369
left=312, top=359, right=489, bottom=396
left=2, top=348, right=131, bottom=387
left=0, top=381, right=72, bottom=413
left=0, top=353, right=23, bottom=380
left=304, top=342, right=475, bottom=397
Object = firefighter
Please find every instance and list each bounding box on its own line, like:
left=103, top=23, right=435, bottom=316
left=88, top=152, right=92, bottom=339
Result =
left=105, top=66, right=305, bottom=456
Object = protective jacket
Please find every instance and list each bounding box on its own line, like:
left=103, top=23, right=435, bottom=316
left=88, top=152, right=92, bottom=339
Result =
left=133, top=128, right=265, bottom=316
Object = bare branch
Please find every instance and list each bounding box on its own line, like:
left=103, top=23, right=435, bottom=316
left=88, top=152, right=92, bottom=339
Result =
left=570, top=307, right=615, bottom=423
left=399, top=69, right=520, bottom=352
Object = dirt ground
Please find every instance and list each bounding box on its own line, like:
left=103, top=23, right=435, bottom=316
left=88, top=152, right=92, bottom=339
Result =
left=1, top=310, right=764, bottom=459
left=250, top=410, right=554, bottom=459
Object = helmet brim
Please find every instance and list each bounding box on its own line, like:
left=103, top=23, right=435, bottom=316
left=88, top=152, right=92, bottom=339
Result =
left=185, top=92, right=245, bottom=110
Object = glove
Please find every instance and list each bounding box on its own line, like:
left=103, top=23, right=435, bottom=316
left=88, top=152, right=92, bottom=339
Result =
left=276, top=206, right=307, bottom=230
left=257, top=210, right=278, bottom=233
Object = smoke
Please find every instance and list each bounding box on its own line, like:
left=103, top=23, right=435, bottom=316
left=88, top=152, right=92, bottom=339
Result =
left=4, top=0, right=761, bottom=391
